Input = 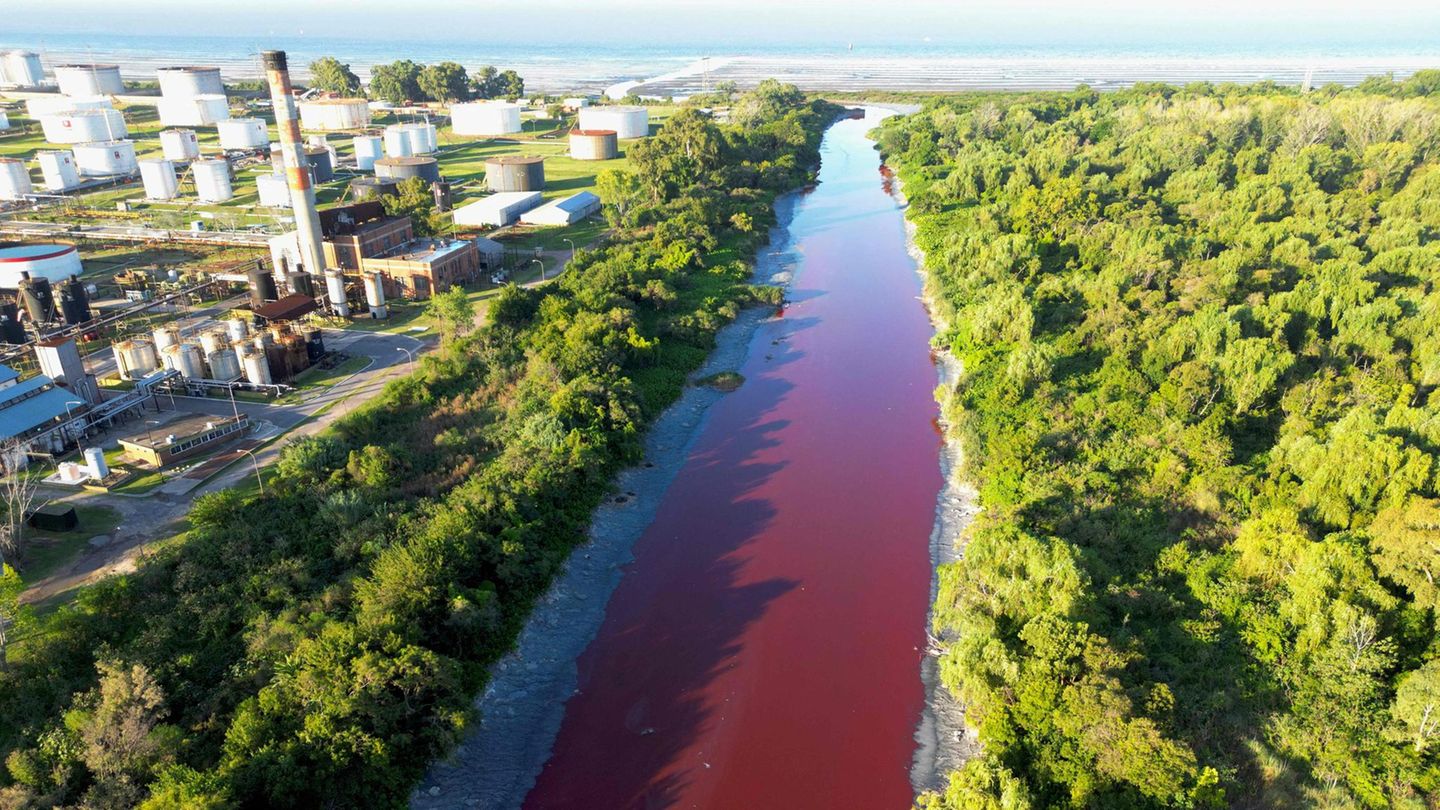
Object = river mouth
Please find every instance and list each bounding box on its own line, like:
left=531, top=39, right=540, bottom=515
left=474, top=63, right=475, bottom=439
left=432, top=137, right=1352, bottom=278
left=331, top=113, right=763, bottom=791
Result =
left=415, top=109, right=949, bottom=809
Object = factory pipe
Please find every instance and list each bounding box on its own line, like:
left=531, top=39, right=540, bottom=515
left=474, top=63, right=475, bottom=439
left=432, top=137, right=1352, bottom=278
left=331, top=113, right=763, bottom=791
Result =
left=262, top=50, right=326, bottom=288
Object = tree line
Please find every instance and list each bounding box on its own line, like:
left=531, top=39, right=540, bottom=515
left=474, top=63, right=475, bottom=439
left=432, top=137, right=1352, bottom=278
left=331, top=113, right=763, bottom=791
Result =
left=309, top=56, right=524, bottom=104
left=882, top=71, right=1440, bottom=808
left=0, top=80, right=836, bottom=808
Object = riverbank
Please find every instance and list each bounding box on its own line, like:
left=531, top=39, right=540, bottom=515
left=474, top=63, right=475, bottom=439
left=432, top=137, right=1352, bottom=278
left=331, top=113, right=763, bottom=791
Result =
left=888, top=168, right=984, bottom=794
left=412, top=192, right=803, bottom=809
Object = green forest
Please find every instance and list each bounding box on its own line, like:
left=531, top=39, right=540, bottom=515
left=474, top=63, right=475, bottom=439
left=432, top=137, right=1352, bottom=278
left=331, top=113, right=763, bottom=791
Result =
left=0, top=82, right=835, bottom=808
left=881, top=73, right=1440, bottom=808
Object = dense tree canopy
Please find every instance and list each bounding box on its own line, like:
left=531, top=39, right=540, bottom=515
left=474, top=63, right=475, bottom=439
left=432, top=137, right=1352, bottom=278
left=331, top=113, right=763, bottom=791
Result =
left=307, top=56, right=361, bottom=96
left=0, top=86, right=834, bottom=808
left=416, top=61, right=470, bottom=103
left=367, top=59, right=423, bottom=104
left=881, top=74, right=1440, bottom=808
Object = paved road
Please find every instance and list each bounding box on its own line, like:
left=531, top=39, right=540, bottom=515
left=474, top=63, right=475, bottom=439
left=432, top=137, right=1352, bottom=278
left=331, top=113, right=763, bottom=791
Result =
left=20, top=327, right=427, bottom=604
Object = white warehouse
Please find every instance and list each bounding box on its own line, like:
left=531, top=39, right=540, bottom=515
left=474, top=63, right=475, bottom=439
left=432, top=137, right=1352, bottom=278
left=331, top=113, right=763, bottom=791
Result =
left=452, top=192, right=543, bottom=227
left=520, top=191, right=602, bottom=226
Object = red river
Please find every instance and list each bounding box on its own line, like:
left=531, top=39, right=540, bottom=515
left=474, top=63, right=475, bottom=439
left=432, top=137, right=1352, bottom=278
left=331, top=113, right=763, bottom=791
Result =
left=525, top=109, right=943, bottom=810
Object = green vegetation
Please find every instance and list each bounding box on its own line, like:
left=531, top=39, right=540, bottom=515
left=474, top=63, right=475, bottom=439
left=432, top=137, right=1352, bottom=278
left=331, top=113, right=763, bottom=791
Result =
left=307, top=57, right=362, bottom=96
left=882, top=73, right=1440, bottom=807
left=361, top=58, right=524, bottom=105
left=0, top=81, right=835, bottom=808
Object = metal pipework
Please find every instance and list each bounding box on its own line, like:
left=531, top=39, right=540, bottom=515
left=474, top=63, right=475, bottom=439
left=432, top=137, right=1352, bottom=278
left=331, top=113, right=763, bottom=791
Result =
left=262, top=50, right=326, bottom=286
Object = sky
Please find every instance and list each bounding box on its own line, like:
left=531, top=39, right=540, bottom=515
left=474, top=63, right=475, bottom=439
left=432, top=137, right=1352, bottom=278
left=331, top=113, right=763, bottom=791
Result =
left=7, top=0, right=1440, bottom=52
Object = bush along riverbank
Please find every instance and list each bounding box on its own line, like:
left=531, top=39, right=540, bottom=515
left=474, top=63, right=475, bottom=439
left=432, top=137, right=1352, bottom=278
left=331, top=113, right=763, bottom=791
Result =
left=881, top=74, right=1440, bottom=808
left=0, top=82, right=839, bottom=809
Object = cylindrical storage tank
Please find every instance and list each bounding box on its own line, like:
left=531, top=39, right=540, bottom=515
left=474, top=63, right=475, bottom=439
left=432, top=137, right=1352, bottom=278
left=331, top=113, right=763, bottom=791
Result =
left=247, top=263, right=278, bottom=305
left=363, top=271, right=388, bottom=319
left=217, top=117, right=268, bottom=150
left=1, top=51, right=45, bottom=87
left=157, top=94, right=229, bottom=127
left=152, top=325, right=180, bottom=352
left=39, top=109, right=127, bottom=144
left=0, top=245, right=82, bottom=286
left=0, top=302, right=26, bottom=344
left=578, top=105, right=649, bottom=139
left=0, top=112, right=9, bottom=131
left=302, top=328, right=324, bottom=365
left=59, top=275, right=90, bottom=325
left=120, top=338, right=158, bottom=378
left=297, top=98, right=370, bottom=131
left=73, top=140, right=137, bottom=177
left=569, top=129, right=619, bottom=161
left=284, top=334, right=309, bottom=373
left=450, top=101, right=523, bottom=136
left=156, top=66, right=224, bottom=99
left=206, top=347, right=241, bottom=381
left=24, top=95, right=111, bottom=117
left=162, top=343, right=205, bottom=379
left=485, top=155, right=544, bottom=192
left=241, top=348, right=272, bottom=385
left=304, top=146, right=333, bottom=183
left=138, top=158, right=178, bottom=200
left=83, top=446, right=109, bottom=480
left=349, top=176, right=399, bottom=202
left=353, top=135, right=383, bottom=170
left=375, top=156, right=440, bottom=184
left=112, top=340, right=133, bottom=379
left=225, top=317, right=249, bottom=343
left=400, top=123, right=432, bottom=155
left=18, top=276, right=55, bottom=322
left=290, top=271, right=315, bottom=298
left=160, top=128, right=200, bottom=161
left=191, top=158, right=232, bottom=202
left=199, top=328, right=228, bottom=355
left=37, top=150, right=81, bottom=191
left=0, top=159, right=31, bottom=200
left=54, top=64, right=124, bottom=97
left=256, top=173, right=289, bottom=207
left=383, top=125, right=413, bottom=158
left=324, top=269, right=349, bottom=317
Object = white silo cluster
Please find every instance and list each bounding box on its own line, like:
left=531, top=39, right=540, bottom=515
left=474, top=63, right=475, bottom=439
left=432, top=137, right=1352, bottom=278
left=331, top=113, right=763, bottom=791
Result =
left=0, top=51, right=44, bottom=88
left=139, top=158, right=179, bottom=200
left=217, top=118, right=268, bottom=150
left=156, top=65, right=229, bottom=127
left=353, top=134, right=383, bottom=170
left=383, top=122, right=436, bottom=157
left=191, top=158, right=233, bottom=202
left=450, top=101, right=523, bottom=136
left=0, top=158, right=32, bottom=201
left=160, top=128, right=200, bottom=161
left=72, top=140, right=138, bottom=178
left=37, top=150, right=81, bottom=191
left=578, top=106, right=650, bottom=139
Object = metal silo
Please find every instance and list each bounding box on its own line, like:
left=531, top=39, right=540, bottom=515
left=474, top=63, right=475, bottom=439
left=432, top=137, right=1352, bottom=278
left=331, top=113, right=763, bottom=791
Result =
left=39, top=109, right=128, bottom=144
left=384, top=124, right=413, bottom=158
left=160, top=128, right=200, bottom=161
left=0, top=158, right=31, bottom=200
left=353, top=135, right=383, bottom=170
left=139, top=158, right=179, bottom=200
left=579, top=105, right=650, bottom=139
left=54, top=64, right=124, bottom=97
left=192, top=158, right=233, bottom=202
left=363, top=271, right=388, bottom=319
left=1, top=51, right=44, bottom=87
left=206, top=347, right=241, bottom=381
left=450, top=101, right=523, bottom=136
left=485, top=155, right=545, bottom=192
left=256, top=173, right=290, bottom=207
left=152, top=325, right=180, bottom=351
left=349, top=176, right=399, bottom=201
left=375, top=156, right=440, bottom=184
left=18, top=274, right=56, bottom=322
left=59, top=275, right=90, bottom=325
left=73, top=140, right=137, bottom=177
left=324, top=269, right=349, bottom=317
left=225, top=317, right=249, bottom=343
left=156, top=66, right=225, bottom=99
left=0, top=302, right=26, bottom=344
left=217, top=118, right=268, bottom=150
left=304, top=146, right=333, bottom=183
left=164, top=342, right=206, bottom=379
left=569, top=129, right=619, bottom=161
left=297, top=98, right=370, bottom=131
left=240, top=345, right=272, bottom=385
left=37, top=150, right=81, bottom=191
left=199, top=328, right=228, bottom=355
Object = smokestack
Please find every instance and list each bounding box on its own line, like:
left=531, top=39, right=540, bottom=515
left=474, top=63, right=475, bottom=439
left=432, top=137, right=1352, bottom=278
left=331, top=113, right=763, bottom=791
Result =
left=262, top=50, right=326, bottom=289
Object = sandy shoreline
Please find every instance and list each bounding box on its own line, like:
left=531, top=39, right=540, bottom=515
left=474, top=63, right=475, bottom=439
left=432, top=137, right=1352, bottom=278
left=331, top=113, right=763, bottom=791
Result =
left=410, top=192, right=803, bottom=810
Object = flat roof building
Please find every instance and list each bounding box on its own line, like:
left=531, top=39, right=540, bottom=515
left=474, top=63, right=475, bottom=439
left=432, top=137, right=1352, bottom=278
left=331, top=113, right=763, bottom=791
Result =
left=452, top=192, right=543, bottom=228
left=118, top=413, right=250, bottom=469
left=520, top=191, right=602, bottom=227
left=359, top=238, right=481, bottom=300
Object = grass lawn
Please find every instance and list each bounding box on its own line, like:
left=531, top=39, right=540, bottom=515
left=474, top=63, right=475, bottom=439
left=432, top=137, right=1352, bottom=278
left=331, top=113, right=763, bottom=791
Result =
left=15, top=504, right=124, bottom=583
left=282, top=354, right=371, bottom=398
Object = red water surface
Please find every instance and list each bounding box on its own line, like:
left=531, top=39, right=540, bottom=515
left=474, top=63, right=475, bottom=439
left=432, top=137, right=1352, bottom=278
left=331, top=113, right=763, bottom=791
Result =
left=525, top=110, right=942, bottom=810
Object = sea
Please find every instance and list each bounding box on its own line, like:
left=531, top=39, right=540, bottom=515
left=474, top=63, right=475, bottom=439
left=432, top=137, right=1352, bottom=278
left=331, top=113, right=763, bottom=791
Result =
left=3, top=31, right=1439, bottom=97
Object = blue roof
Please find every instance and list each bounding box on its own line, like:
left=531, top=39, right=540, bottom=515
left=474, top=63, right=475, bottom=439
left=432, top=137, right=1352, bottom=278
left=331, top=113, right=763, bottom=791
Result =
left=554, top=191, right=600, bottom=213
left=0, top=365, right=18, bottom=386
left=0, top=375, right=79, bottom=440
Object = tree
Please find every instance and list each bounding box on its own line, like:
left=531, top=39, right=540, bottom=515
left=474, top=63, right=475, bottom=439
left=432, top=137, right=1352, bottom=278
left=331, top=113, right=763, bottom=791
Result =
left=368, top=60, right=423, bottom=104
left=380, top=176, right=442, bottom=236
left=417, top=61, right=470, bottom=103
left=307, top=56, right=360, bottom=95
left=470, top=66, right=524, bottom=100
left=0, top=443, right=46, bottom=567
left=425, top=286, right=474, bottom=342
left=0, top=563, right=26, bottom=671
left=1392, top=659, right=1440, bottom=753
left=1369, top=497, right=1440, bottom=611
left=75, top=661, right=179, bottom=806
left=595, top=168, right=646, bottom=230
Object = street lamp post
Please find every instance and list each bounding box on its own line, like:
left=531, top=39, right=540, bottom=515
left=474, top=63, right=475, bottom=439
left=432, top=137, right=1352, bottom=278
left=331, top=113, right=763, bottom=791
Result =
left=395, top=346, right=415, bottom=369
left=531, top=258, right=545, bottom=283
left=238, top=447, right=264, bottom=495
left=561, top=237, right=576, bottom=266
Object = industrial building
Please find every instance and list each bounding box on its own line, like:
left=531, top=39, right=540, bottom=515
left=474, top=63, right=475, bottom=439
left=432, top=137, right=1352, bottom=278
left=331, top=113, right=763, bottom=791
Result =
left=359, top=238, right=483, bottom=299
left=118, top=413, right=250, bottom=468
left=452, top=192, right=543, bottom=227
left=268, top=201, right=413, bottom=274
left=520, top=191, right=602, bottom=226
left=0, top=363, right=89, bottom=464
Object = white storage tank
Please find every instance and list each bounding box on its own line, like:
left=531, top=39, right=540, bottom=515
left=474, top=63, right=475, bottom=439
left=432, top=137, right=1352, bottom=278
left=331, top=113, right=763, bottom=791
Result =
left=192, top=158, right=233, bottom=202
left=383, top=124, right=413, bottom=158
left=162, top=342, right=206, bottom=379
left=139, top=158, right=179, bottom=200
left=160, top=128, right=200, bottom=161
left=157, top=94, right=229, bottom=126
left=36, top=150, right=81, bottom=191
left=156, top=66, right=224, bottom=99
left=73, top=140, right=138, bottom=177
left=206, top=347, right=241, bottom=381
left=113, top=338, right=159, bottom=379
left=217, top=117, right=268, bottom=150
left=152, top=326, right=180, bottom=351
left=54, top=64, right=124, bottom=97
left=450, top=101, right=523, bottom=137
left=83, top=446, right=108, bottom=480
left=199, top=328, right=228, bottom=355
left=241, top=347, right=272, bottom=385
left=353, top=134, right=383, bottom=170
left=579, top=105, right=649, bottom=139
left=0, top=244, right=81, bottom=286
left=1, top=51, right=45, bottom=87
left=298, top=98, right=370, bottom=131
left=363, top=271, right=388, bottom=319
left=39, top=108, right=128, bottom=144
left=256, top=173, right=289, bottom=207
left=0, top=159, right=30, bottom=200
left=400, top=123, right=432, bottom=155
left=25, top=95, right=111, bottom=117
left=0, top=112, right=9, bottom=131
left=225, top=317, right=249, bottom=343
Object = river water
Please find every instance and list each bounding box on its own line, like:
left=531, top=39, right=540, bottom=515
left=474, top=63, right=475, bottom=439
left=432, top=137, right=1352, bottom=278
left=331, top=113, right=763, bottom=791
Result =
left=523, top=109, right=943, bottom=809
